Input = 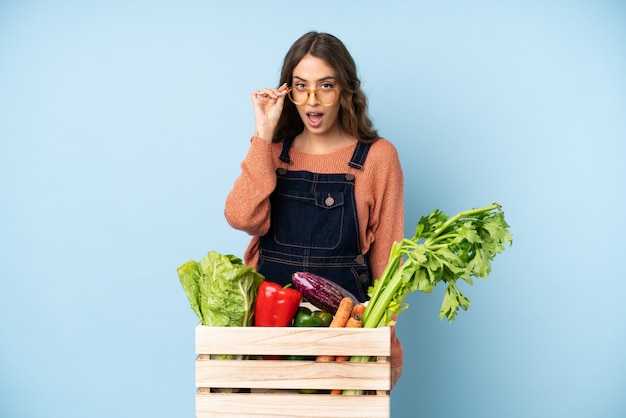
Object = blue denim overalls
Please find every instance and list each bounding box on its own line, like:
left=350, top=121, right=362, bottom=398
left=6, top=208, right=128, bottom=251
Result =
left=257, top=137, right=372, bottom=302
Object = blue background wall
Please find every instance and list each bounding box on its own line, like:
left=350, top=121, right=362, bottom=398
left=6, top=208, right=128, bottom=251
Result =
left=1, top=1, right=624, bottom=417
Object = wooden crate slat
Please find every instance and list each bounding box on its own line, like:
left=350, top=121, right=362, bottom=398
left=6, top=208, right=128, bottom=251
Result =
left=196, top=392, right=390, bottom=418
left=195, top=325, right=391, bottom=356
left=196, top=357, right=390, bottom=390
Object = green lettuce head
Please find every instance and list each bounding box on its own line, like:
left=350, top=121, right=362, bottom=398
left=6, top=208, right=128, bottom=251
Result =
left=177, top=251, right=264, bottom=327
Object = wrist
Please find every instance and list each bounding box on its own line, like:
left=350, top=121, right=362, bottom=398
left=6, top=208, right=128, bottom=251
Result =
left=254, top=128, right=274, bottom=143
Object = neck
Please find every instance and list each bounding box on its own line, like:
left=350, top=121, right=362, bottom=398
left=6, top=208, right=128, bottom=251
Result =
left=294, top=130, right=357, bottom=155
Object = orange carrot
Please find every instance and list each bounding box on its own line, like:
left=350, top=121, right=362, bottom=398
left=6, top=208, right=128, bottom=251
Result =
left=350, top=303, right=366, bottom=321
left=328, top=297, right=354, bottom=328
left=345, top=317, right=363, bottom=328
left=316, top=297, right=354, bottom=362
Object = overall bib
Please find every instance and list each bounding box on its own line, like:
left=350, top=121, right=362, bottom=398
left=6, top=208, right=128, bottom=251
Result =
left=257, top=137, right=372, bottom=302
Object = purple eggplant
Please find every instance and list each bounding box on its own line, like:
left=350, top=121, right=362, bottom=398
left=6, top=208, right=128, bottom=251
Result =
left=291, top=272, right=358, bottom=314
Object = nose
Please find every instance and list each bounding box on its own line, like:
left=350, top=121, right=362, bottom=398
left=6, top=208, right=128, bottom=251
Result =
left=306, top=90, right=319, bottom=106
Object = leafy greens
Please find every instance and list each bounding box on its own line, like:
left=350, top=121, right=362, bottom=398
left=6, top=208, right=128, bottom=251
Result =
left=363, top=203, right=513, bottom=327
left=177, top=251, right=264, bottom=327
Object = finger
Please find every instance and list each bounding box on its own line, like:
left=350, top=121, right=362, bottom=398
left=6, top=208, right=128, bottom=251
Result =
left=252, top=90, right=267, bottom=100
left=252, top=85, right=287, bottom=102
left=276, top=87, right=287, bottom=104
left=262, top=87, right=286, bottom=100
left=252, top=91, right=278, bottom=103
left=261, top=90, right=279, bottom=100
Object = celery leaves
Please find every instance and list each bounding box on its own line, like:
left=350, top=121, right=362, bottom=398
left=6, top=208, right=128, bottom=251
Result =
left=362, top=203, right=512, bottom=326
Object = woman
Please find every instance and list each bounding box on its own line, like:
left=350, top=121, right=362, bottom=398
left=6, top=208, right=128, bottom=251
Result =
left=224, top=31, right=403, bottom=386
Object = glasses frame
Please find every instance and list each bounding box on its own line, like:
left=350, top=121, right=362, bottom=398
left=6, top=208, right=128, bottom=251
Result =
left=286, top=86, right=341, bottom=107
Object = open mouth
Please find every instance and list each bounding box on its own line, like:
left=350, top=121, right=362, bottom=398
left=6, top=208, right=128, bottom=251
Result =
left=307, top=112, right=324, bottom=127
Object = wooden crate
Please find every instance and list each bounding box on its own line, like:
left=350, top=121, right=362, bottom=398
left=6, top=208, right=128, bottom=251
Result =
left=195, top=325, right=391, bottom=418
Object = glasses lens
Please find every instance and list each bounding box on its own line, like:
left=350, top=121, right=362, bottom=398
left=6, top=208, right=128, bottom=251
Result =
left=288, top=87, right=337, bottom=106
left=317, top=88, right=337, bottom=105
left=288, top=88, right=307, bottom=104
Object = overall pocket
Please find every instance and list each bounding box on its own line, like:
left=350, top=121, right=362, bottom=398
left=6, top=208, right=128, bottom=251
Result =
left=271, top=190, right=345, bottom=249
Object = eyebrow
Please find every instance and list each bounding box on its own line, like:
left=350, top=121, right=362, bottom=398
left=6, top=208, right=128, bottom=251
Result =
left=293, top=76, right=336, bottom=82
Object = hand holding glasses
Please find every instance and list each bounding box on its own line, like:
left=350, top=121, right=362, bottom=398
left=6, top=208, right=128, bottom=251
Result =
left=252, top=83, right=341, bottom=141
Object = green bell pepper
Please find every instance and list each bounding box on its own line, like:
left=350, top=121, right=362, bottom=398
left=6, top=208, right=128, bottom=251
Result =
left=312, top=310, right=333, bottom=327
left=294, top=307, right=324, bottom=327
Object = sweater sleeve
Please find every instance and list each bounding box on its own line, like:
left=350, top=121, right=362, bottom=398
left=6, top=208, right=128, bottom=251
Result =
left=224, top=136, right=277, bottom=236
left=366, top=141, right=405, bottom=282
left=367, top=141, right=404, bottom=372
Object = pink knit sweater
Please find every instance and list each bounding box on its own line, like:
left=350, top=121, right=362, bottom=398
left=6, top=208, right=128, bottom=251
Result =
left=224, top=136, right=404, bottom=369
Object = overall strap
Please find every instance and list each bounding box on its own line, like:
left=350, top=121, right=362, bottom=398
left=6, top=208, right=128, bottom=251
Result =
left=348, top=141, right=372, bottom=170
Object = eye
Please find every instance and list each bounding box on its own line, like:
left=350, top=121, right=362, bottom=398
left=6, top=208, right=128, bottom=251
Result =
left=294, top=82, right=307, bottom=89
left=320, top=82, right=334, bottom=89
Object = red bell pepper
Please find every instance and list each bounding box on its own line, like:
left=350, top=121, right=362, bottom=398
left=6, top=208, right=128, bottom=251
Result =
left=254, top=281, right=302, bottom=327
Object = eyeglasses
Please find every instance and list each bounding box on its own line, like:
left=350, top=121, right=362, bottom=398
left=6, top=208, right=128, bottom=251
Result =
left=286, top=85, right=340, bottom=106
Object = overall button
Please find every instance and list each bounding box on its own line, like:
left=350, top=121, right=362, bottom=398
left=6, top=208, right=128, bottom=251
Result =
left=345, top=173, right=355, bottom=181
left=277, top=167, right=287, bottom=175
left=324, top=194, right=335, bottom=206
left=359, top=274, right=369, bottom=283
left=355, top=255, right=365, bottom=264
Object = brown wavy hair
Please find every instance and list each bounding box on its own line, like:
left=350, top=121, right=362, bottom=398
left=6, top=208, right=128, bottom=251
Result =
left=273, top=32, right=379, bottom=143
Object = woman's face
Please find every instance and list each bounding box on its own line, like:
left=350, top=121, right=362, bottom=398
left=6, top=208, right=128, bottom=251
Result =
left=291, top=54, right=342, bottom=138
